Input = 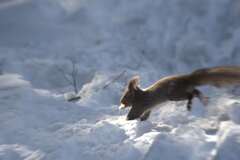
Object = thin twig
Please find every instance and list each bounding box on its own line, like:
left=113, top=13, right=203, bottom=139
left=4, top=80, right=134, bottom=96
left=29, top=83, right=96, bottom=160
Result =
left=56, top=65, right=74, bottom=86
left=102, top=70, right=126, bottom=89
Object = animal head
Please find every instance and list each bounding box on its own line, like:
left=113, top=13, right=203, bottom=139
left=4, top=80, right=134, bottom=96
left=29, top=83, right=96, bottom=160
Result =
left=120, top=76, right=147, bottom=120
left=120, top=76, right=140, bottom=109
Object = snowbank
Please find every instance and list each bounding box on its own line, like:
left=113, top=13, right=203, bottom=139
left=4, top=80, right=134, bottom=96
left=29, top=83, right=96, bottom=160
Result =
left=228, top=102, right=240, bottom=124
left=0, top=144, right=44, bottom=160
left=214, top=123, right=240, bottom=160
left=0, top=74, right=30, bottom=90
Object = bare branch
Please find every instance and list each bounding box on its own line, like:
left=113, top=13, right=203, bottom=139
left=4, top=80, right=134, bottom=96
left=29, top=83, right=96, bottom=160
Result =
left=70, top=60, right=79, bottom=94
left=55, top=65, right=74, bottom=86
left=0, top=58, right=6, bottom=75
left=56, top=58, right=80, bottom=94
left=103, top=70, right=126, bottom=89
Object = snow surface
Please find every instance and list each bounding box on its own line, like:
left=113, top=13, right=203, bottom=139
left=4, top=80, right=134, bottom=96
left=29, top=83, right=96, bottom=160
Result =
left=0, top=0, right=240, bottom=160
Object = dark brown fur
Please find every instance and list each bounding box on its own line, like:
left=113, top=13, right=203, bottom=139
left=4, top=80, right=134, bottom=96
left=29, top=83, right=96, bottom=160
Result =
left=120, top=66, right=240, bottom=121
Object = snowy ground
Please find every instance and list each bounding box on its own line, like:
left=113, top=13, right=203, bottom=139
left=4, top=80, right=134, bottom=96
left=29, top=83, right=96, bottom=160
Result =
left=0, top=0, right=240, bottom=160
left=1, top=73, right=240, bottom=160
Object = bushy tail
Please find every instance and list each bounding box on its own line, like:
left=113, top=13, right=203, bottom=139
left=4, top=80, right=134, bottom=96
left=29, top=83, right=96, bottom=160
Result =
left=189, top=66, right=240, bottom=87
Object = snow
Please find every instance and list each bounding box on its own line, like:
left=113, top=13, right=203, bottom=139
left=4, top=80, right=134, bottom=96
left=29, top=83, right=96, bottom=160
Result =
left=228, top=102, right=240, bottom=124
left=0, top=74, right=30, bottom=90
left=0, top=0, right=240, bottom=160
left=214, top=123, right=240, bottom=160
left=0, top=144, right=44, bottom=160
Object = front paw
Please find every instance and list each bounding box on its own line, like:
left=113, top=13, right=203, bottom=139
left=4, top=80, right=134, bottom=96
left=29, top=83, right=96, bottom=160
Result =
left=140, top=116, right=148, bottom=121
left=187, top=104, right=192, bottom=111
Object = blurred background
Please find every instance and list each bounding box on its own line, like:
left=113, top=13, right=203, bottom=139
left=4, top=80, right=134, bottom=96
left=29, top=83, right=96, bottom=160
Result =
left=0, top=0, right=240, bottom=95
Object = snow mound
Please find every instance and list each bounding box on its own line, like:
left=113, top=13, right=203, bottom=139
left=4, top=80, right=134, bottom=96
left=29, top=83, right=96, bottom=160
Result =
left=0, top=144, right=44, bottom=160
left=228, top=102, right=240, bottom=124
left=215, top=123, right=240, bottom=160
left=0, top=74, right=30, bottom=90
left=0, top=73, right=239, bottom=160
left=144, top=123, right=217, bottom=160
left=145, top=134, right=202, bottom=160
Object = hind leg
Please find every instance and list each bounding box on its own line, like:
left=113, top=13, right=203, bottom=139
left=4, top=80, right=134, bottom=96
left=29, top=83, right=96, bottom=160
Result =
left=186, top=89, right=209, bottom=111
left=187, top=94, right=193, bottom=111
left=192, top=89, right=209, bottom=106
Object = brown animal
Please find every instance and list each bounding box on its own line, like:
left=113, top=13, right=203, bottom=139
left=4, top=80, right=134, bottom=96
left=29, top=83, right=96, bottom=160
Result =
left=120, top=66, right=240, bottom=121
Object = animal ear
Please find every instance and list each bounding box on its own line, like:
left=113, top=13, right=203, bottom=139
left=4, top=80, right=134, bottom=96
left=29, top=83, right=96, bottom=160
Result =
left=128, top=76, right=140, bottom=91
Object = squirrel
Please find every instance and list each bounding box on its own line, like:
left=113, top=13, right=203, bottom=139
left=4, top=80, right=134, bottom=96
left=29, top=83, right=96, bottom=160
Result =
left=120, top=66, right=240, bottom=121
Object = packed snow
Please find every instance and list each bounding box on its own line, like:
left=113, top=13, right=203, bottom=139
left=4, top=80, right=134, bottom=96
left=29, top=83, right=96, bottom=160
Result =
left=0, top=0, right=240, bottom=160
